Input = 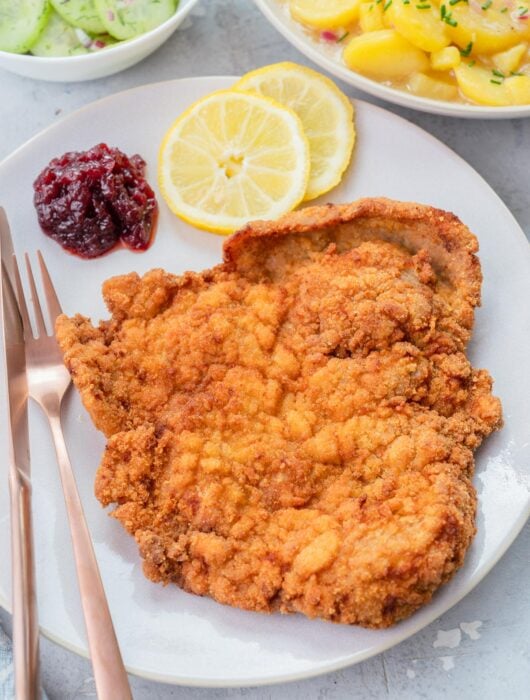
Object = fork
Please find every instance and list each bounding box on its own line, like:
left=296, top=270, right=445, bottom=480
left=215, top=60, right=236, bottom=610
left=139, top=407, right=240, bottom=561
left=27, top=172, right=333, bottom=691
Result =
left=13, top=251, right=132, bottom=700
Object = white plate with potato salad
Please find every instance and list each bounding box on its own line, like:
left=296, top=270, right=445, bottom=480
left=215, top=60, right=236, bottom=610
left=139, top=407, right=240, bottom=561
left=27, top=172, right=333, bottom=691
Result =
left=0, top=75, right=529, bottom=686
left=255, top=0, right=530, bottom=117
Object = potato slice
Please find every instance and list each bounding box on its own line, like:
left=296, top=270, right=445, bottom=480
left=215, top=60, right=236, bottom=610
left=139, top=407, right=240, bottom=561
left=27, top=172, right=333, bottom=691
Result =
left=492, top=43, right=528, bottom=75
left=290, top=0, right=362, bottom=29
left=408, top=72, right=459, bottom=101
left=449, top=6, right=530, bottom=55
left=505, top=74, right=530, bottom=105
left=430, top=46, right=461, bottom=71
left=359, top=2, right=384, bottom=33
left=386, top=3, right=450, bottom=53
left=454, top=63, right=516, bottom=106
left=343, top=29, right=429, bottom=80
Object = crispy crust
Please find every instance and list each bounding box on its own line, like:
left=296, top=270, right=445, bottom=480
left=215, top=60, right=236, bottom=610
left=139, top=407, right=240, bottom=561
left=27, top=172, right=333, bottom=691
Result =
left=57, top=198, right=502, bottom=628
left=225, top=198, right=482, bottom=338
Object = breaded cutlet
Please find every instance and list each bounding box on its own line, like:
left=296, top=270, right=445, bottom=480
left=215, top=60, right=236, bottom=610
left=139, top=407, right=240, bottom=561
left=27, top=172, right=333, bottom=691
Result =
left=57, top=198, right=502, bottom=627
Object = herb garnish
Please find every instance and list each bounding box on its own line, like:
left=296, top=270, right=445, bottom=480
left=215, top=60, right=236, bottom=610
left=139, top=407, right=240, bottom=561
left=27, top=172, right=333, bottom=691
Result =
left=440, top=4, right=458, bottom=24
left=460, top=41, right=473, bottom=57
left=490, top=70, right=505, bottom=86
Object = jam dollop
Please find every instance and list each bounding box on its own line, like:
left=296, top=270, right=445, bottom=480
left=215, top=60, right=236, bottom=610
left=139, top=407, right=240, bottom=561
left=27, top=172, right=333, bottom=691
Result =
left=33, top=143, right=158, bottom=258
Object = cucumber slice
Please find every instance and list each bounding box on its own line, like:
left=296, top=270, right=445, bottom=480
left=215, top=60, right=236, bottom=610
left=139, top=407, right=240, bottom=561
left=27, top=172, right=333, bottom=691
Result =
left=30, top=9, right=89, bottom=56
left=89, top=33, right=117, bottom=50
left=94, top=0, right=176, bottom=41
left=50, top=0, right=106, bottom=35
left=0, top=0, right=51, bottom=54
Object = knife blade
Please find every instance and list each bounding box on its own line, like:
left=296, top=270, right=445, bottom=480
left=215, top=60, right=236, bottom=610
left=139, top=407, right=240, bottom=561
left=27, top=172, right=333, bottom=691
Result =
left=0, top=208, right=40, bottom=700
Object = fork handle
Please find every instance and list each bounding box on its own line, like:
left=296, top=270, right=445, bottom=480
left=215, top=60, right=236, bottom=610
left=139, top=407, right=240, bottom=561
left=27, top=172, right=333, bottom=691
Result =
left=46, top=410, right=132, bottom=700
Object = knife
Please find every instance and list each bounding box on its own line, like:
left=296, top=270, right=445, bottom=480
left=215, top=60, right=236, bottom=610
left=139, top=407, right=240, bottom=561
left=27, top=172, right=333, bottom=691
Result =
left=0, top=208, right=40, bottom=700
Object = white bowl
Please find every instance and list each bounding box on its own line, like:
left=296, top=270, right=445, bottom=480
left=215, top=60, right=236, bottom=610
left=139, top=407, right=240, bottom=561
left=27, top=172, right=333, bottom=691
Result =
left=254, top=0, right=530, bottom=119
left=0, top=0, right=200, bottom=82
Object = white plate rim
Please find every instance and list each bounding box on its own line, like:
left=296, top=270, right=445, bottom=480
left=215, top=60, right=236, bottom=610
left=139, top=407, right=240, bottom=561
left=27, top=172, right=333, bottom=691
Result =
left=253, top=0, right=530, bottom=120
left=0, top=77, right=528, bottom=688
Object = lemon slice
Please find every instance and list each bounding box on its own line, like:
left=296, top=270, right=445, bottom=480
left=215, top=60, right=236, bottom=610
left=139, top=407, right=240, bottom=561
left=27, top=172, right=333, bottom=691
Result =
left=158, top=90, right=310, bottom=234
left=290, top=0, right=361, bottom=29
left=236, top=63, right=355, bottom=201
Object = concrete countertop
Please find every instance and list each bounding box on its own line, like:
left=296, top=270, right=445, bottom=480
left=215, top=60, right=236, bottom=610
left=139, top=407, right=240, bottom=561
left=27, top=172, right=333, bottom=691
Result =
left=1, top=1, right=528, bottom=698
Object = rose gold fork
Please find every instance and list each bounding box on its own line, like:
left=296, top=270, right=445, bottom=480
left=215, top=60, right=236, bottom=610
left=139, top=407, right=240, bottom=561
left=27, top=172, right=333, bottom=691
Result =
left=13, top=251, right=132, bottom=700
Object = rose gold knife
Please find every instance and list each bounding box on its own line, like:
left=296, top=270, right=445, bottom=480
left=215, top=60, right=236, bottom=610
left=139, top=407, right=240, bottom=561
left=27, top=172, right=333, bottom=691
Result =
left=0, top=208, right=40, bottom=700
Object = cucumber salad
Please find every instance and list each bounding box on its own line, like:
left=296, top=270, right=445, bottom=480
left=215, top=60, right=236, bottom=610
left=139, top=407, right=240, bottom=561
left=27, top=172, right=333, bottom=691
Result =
left=0, top=0, right=179, bottom=57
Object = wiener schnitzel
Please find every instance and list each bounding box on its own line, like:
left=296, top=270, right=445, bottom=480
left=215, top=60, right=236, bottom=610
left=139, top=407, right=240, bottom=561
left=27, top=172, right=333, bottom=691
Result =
left=57, top=198, right=502, bottom=628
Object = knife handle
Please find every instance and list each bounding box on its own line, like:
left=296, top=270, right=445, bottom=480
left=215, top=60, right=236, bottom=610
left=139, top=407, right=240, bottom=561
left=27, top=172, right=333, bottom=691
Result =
left=9, top=468, right=40, bottom=700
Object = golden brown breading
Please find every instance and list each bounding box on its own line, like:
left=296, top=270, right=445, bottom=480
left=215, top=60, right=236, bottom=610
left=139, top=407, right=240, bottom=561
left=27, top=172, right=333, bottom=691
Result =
left=57, top=198, right=502, bottom=628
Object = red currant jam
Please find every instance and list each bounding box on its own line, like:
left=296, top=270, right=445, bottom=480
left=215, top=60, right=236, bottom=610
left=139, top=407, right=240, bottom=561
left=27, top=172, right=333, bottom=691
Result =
left=33, top=143, right=158, bottom=259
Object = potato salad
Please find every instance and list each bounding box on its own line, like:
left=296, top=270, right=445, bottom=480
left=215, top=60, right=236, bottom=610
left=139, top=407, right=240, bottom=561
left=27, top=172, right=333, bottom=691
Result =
left=284, top=0, right=530, bottom=106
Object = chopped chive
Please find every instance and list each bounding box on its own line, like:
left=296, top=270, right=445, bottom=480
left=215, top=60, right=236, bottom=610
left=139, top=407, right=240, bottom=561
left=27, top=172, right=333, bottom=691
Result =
left=511, top=70, right=524, bottom=76
left=468, top=60, right=475, bottom=67
left=383, top=0, right=392, bottom=10
left=416, top=2, right=431, bottom=7
left=490, top=79, right=503, bottom=85
left=492, top=69, right=505, bottom=78
left=481, top=0, right=492, bottom=8
left=440, top=4, right=458, bottom=25
left=403, top=0, right=411, bottom=3
left=500, top=6, right=508, bottom=11
left=337, top=31, right=349, bottom=42
left=460, top=41, right=473, bottom=57
left=449, top=0, right=467, bottom=4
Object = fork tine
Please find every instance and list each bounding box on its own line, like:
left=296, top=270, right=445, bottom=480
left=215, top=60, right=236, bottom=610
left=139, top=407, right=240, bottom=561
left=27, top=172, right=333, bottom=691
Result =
left=12, top=254, right=34, bottom=341
left=24, top=253, right=47, bottom=338
left=37, top=250, right=63, bottom=325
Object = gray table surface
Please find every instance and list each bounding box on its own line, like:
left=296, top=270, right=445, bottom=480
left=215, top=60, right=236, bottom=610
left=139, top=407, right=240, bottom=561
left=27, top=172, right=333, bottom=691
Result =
left=0, top=1, right=528, bottom=698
